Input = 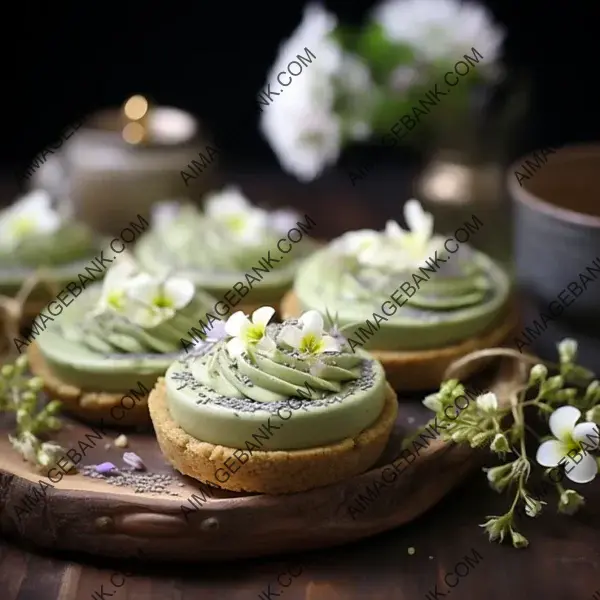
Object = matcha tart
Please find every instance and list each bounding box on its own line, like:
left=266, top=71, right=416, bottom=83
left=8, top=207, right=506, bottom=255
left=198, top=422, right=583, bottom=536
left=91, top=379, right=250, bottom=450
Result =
left=135, top=186, right=318, bottom=314
left=28, top=255, right=219, bottom=427
left=282, top=199, right=515, bottom=390
left=149, top=306, right=398, bottom=494
left=0, top=190, right=101, bottom=316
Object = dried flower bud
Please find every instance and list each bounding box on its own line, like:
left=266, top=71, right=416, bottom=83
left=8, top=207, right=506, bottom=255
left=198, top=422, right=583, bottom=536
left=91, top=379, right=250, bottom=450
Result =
left=510, top=530, right=529, bottom=548
left=123, top=452, right=146, bottom=471
left=21, top=391, right=36, bottom=403
left=558, top=489, right=585, bottom=515
left=45, top=400, right=62, bottom=414
left=27, top=377, right=44, bottom=392
left=1, top=365, right=14, bottom=378
left=543, top=375, right=564, bottom=393
left=15, top=355, right=28, bottom=370
left=558, top=338, right=578, bottom=364
left=491, top=433, right=510, bottom=454
left=423, top=393, right=442, bottom=412
left=586, top=406, right=600, bottom=424
left=9, top=432, right=38, bottom=463
left=524, top=495, right=545, bottom=517
left=528, top=364, right=548, bottom=386
left=471, top=432, right=489, bottom=447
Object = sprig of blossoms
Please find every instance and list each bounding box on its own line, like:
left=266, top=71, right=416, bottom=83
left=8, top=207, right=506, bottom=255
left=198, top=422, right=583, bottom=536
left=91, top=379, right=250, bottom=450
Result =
left=422, top=338, right=599, bottom=548
left=0, top=355, right=68, bottom=471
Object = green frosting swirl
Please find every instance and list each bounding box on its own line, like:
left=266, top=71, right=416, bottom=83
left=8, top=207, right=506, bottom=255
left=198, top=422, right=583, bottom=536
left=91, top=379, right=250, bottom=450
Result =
left=135, top=204, right=317, bottom=301
left=294, top=241, right=511, bottom=351
left=36, top=284, right=219, bottom=393
left=164, top=321, right=389, bottom=450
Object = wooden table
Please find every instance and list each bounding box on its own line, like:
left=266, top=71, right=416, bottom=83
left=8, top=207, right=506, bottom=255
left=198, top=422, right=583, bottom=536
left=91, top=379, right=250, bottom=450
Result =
left=1, top=169, right=599, bottom=599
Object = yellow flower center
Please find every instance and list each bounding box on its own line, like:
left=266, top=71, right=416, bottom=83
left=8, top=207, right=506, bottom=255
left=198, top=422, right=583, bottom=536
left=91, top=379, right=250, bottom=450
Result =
left=299, top=333, right=324, bottom=355
left=244, top=323, right=265, bottom=345
left=107, top=290, right=125, bottom=310
left=152, top=293, right=173, bottom=309
left=224, top=214, right=246, bottom=233
left=11, top=216, right=36, bottom=238
left=563, top=433, right=583, bottom=456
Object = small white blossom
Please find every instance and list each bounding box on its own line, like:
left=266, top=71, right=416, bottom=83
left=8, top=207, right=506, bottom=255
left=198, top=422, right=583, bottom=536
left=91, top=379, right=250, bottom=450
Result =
left=0, top=190, right=62, bottom=250
left=528, top=364, right=548, bottom=385
left=279, top=310, right=340, bottom=355
left=204, top=186, right=269, bottom=244
left=126, top=273, right=195, bottom=328
left=536, top=405, right=600, bottom=484
left=225, top=306, right=277, bottom=357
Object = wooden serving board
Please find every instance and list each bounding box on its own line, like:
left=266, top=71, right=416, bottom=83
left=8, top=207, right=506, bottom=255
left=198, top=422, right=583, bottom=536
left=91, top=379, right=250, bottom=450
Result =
left=0, top=352, right=526, bottom=562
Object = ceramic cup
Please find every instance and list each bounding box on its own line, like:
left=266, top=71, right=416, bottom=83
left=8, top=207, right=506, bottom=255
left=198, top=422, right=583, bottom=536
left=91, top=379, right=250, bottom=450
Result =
left=509, top=143, right=600, bottom=368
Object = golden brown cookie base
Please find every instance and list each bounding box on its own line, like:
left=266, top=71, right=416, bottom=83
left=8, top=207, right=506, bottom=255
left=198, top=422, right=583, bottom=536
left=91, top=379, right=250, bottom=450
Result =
left=149, top=379, right=398, bottom=494
left=27, top=343, right=151, bottom=428
left=281, top=290, right=518, bottom=391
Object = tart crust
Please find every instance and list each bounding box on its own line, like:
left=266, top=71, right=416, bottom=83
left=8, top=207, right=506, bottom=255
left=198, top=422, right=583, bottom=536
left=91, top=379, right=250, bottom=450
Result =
left=281, top=290, right=518, bottom=391
left=27, top=342, right=151, bottom=427
left=149, top=378, right=398, bottom=494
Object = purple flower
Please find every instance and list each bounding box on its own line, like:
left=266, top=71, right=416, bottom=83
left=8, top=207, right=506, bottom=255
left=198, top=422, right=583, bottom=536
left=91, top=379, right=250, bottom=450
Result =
left=123, top=452, right=146, bottom=471
left=193, top=319, right=228, bottom=351
left=96, top=462, right=119, bottom=474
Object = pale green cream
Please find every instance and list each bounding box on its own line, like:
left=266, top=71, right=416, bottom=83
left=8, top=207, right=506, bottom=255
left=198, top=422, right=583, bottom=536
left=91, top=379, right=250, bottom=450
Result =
left=35, top=284, right=218, bottom=392
left=164, top=321, right=388, bottom=450
left=293, top=243, right=511, bottom=351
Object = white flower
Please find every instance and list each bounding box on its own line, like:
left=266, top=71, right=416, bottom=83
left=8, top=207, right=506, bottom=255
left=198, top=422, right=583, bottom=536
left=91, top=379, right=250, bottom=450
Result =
left=393, top=198, right=436, bottom=262
left=259, top=4, right=344, bottom=182
left=224, top=306, right=277, bottom=357
left=95, top=255, right=139, bottom=315
left=204, top=186, right=269, bottom=243
left=270, top=208, right=301, bottom=234
left=536, top=406, right=600, bottom=484
left=151, top=200, right=183, bottom=229
left=279, top=310, right=340, bottom=355
left=126, top=273, right=195, bottom=328
left=476, top=392, right=498, bottom=413
left=372, top=0, right=504, bottom=74
left=0, top=190, right=62, bottom=250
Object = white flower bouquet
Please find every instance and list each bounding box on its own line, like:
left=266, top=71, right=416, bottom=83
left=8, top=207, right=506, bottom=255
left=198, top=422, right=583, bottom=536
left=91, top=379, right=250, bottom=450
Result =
left=259, top=0, right=507, bottom=182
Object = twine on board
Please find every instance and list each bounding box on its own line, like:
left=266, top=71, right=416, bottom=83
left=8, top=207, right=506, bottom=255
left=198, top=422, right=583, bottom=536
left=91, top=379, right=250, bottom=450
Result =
left=0, top=270, right=61, bottom=360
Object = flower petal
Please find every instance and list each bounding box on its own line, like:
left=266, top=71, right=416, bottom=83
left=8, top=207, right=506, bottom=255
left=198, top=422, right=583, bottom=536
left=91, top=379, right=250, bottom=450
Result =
left=549, top=405, right=581, bottom=441
left=226, top=337, right=246, bottom=357
left=206, top=320, right=228, bottom=343
left=299, top=310, right=324, bottom=335
left=536, top=440, right=566, bottom=467
left=251, top=306, right=276, bottom=327
left=565, top=454, right=598, bottom=484
left=320, top=335, right=340, bottom=353
left=404, top=198, right=433, bottom=239
left=385, top=220, right=404, bottom=239
left=573, top=422, right=600, bottom=449
left=225, top=311, right=251, bottom=337
left=278, top=325, right=303, bottom=349
left=164, top=277, right=195, bottom=309
left=256, top=335, right=276, bottom=354
left=126, top=273, right=158, bottom=306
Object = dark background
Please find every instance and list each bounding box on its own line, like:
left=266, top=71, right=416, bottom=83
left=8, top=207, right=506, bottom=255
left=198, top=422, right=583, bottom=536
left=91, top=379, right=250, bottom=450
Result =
left=3, top=0, right=598, bottom=179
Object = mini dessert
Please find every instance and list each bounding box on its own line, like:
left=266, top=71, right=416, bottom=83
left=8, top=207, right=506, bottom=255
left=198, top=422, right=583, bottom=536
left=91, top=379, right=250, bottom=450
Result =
left=282, top=199, right=514, bottom=390
left=149, top=307, right=398, bottom=494
left=134, top=186, right=318, bottom=314
left=28, top=255, right=219, bottom=426
left=0, top=190, right=100, bottom=315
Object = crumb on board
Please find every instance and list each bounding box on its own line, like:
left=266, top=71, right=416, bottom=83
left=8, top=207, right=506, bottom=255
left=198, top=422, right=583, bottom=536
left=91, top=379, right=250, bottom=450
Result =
left=408, top=547, right=415, bottom=555
left=114, top=434, right=128, bottom=448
